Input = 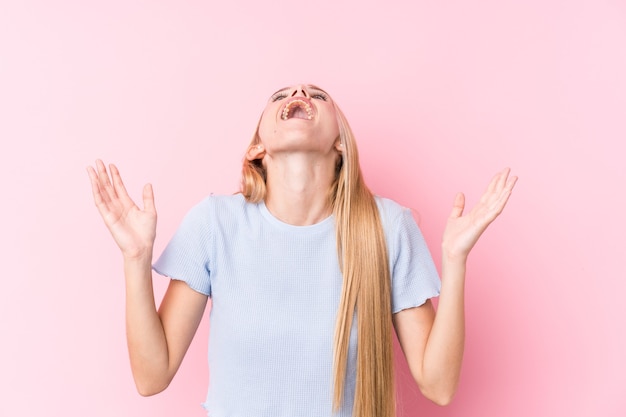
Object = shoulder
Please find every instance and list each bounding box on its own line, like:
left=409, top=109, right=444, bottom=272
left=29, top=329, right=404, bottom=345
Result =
left=188, top=193, right=249, bottom=215
left=374, top=196, right=411, bottom=228
left=178, top=194, right=252, bottom=227
left=184, top=193, right=262, bottom=232
left=374, top=196, right=427, bottom=256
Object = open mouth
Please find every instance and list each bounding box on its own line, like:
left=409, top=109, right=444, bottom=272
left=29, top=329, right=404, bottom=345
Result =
left=281, top=99, right=314, bottom=120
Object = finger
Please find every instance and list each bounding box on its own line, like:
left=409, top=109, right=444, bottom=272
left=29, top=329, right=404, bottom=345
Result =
left=486, top=170, right=502, bottom=194
left=506, top=175, right=518, bottom=192
left=87, top=165, right=105, bottom=207
left=109, top=163, right=134, bottom=206
left=449, top=192, right=465, bottom=218
left=96, top=159, right=117, bottom=202
left=495, top=167, right=511, bottom=191
left=87, top=165, right=116, bottom=220
left=487, top=167, right=510, bottom=194
left=491, top=175, right=518, bottom=215
left=142, top=183, right=156, bottom=214
left=500, top=174, right=518, bottom=206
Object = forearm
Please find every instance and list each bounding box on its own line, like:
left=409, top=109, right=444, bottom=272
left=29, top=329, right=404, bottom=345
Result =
left=124, top=252, right=171, bottom=395
left=421, top=253, right=466, bottom=404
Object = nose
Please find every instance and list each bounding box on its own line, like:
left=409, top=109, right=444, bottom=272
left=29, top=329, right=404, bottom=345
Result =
left=290, top=85, right=309, bottom=98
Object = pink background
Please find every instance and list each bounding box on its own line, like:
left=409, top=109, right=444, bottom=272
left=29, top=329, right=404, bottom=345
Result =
left=1, top=0, right=625, bottom=416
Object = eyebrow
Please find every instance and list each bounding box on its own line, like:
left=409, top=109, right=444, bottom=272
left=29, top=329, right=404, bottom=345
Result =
left=270, top=84, right=329, bottom=98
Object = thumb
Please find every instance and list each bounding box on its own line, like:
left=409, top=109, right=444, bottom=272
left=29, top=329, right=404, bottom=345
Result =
left=450, top=192, right=465, bottom=218
left=142, top=183, right=156, bottom=214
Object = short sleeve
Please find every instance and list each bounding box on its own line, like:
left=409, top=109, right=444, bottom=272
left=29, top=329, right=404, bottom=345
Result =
left=388, top=208, right=441, bottom=313
left=152, top=198, right=213, bottom=296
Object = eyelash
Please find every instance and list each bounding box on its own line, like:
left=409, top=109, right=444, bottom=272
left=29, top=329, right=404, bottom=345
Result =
left=271, top=93, right=287, bottom=102
left=311, top=92, right=328, bottom=101
left=270, top=91, right=329, bottom=102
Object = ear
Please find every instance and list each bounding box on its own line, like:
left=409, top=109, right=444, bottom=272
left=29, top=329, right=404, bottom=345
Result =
left=246, top=144, right=266, bottom=161
left=334, top=140, right=344, bottom=153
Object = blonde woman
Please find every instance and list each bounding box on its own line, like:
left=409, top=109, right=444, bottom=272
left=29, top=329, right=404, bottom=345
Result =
left=87, top=84, right=517, bottom=417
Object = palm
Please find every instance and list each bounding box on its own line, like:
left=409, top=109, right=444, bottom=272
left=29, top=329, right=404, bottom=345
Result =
left=442, top=168, right=517, bottom=259
left=87, top=160, right=157, bottom=258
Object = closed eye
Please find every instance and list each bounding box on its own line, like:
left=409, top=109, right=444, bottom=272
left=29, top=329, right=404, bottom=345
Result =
left=271, top=93, right=288, bottom=102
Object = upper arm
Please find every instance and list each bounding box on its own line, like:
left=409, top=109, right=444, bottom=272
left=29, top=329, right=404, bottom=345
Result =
left=158, top=279, right=209, bottom=377
left=393, top=299, right=436, bottom=388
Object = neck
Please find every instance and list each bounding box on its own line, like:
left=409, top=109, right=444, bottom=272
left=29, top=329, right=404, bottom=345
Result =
left=264, top=153, right=337, bottom=226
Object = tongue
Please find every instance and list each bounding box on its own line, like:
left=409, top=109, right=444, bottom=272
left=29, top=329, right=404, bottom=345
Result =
left=290, top=106, right=309, bottom=119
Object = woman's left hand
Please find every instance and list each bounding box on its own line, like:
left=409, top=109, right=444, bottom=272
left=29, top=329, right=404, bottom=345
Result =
left=442, top=168, right=518, bottom=261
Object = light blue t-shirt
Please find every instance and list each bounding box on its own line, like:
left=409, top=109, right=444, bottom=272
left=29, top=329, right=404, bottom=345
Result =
left=153, top=194, right=440, bottom=417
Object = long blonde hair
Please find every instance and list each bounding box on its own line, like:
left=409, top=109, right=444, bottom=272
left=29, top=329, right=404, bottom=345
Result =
left=241, top=99, right=395, bottom=417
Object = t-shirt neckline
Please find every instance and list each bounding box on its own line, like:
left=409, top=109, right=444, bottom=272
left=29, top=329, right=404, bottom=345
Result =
left=258, top=200, right=334, bottom=233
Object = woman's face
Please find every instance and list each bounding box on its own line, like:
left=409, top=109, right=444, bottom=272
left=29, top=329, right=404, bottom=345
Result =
left=256, top=84, right=341, bottom=156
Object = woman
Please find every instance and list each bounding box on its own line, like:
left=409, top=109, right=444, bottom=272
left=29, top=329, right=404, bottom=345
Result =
left=87, top=84, right=517, bottom=417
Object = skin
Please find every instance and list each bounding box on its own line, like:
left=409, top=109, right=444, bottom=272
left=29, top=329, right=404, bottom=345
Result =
left=87, top=84, right=517, bottom=403
left=251, top=84, right=341, bottom=225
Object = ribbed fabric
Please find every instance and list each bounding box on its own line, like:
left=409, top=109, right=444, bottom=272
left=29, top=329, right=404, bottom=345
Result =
left=153, top=194, right=440, bottom=417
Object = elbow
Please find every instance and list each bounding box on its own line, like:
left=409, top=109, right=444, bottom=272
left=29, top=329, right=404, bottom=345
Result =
left=414, top=367, right=460, bottom=406
left=130, top=363, right=174, bottom=397
left=419, top=383, right=457, bottom=407
left=134, top=376, right=171, bottom=397
left=136, top=385, right=165, bottom=397
left=429, top=392, right=455, bottom=407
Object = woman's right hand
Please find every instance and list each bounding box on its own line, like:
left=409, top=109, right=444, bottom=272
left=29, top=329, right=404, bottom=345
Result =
left=87, top=159, right=157, bottom=259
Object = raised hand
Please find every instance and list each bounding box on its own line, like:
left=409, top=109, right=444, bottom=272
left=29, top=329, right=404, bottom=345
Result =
left=442, top=168, right=518, bottom=260
left=87, top=160, right=157, bottom=259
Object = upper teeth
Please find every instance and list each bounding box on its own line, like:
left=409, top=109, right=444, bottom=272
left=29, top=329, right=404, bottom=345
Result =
left=282, top=99, right=313, bottom=120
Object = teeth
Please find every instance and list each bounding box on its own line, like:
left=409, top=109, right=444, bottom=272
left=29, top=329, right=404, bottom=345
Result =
left=281, top=99, right=313, bottom=120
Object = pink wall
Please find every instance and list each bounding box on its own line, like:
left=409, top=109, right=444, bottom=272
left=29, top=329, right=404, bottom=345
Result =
left=1, top=0, right=624, bottom=416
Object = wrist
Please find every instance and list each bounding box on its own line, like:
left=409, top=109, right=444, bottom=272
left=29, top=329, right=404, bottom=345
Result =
left=122, top=248, right=153, bottom=264
left=123, top=250, right=154, bottom=285
left=440, top=249, right=468, bottom=287
left=441, top=246, right=468, bottom=265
